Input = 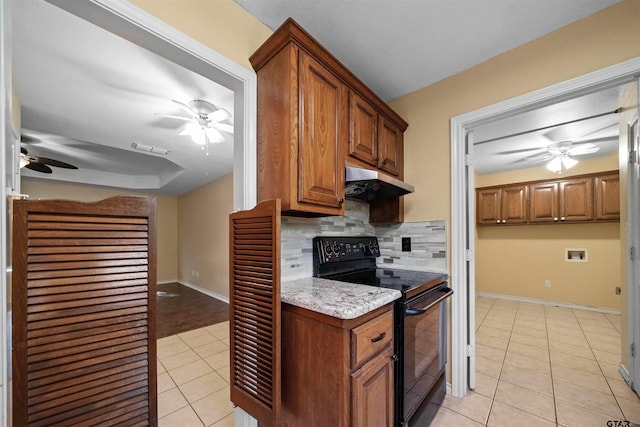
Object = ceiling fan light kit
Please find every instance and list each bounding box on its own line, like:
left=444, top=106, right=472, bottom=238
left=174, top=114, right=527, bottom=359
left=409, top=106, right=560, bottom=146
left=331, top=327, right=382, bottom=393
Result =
left=543, top=141, right=600, bottom=173
left=158, top=99, right=233, bottom=153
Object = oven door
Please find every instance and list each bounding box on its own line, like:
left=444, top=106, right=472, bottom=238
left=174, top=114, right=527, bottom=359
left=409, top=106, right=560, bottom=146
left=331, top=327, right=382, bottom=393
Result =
left=400, top=284, right=453, bottom=426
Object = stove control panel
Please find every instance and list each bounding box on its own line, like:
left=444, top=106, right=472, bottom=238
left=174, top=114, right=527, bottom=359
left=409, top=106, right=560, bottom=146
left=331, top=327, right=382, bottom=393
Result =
left=313, top=236, right=380, bottom=264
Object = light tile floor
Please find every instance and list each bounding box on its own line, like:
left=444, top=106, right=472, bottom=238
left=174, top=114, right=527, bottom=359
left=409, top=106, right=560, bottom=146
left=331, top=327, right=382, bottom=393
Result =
left=432, top=296, right=640, bottom=427
left=157, top=298, right=640, bottom=426
left=157, top=321, right=234, bottom=427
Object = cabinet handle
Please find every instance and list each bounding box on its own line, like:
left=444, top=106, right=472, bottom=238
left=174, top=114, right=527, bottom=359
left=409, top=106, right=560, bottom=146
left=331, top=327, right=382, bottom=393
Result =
left=337, top=198, right=344, bottom=204
left=501, top=220, right=506, bottom=224
left=554, top=217, right=559, bottom=222
left=560, top=217, right=565, bottom=221
left=496, top=220, right=500, bottom=224
left=382, top=159, right=388, bottom=165
left=371, top=332, right=386, bottom=343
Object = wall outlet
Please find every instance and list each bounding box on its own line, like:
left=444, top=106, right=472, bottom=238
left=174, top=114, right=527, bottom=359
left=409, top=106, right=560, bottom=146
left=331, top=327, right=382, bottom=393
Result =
left=544, top=280, right=551, bottom=288
left=402, top=237, right=411, bottom=252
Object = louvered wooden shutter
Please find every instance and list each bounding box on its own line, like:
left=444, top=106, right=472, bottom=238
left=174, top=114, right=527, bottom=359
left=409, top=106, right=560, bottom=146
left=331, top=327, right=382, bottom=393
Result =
left=12, top=196, right=157, bottom=427
left=229, top=199, right=281, bottom=426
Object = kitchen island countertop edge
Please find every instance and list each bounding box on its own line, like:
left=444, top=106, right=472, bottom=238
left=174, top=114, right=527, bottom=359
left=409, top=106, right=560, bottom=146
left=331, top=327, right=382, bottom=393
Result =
left=281, top=277, right=401, bottom=319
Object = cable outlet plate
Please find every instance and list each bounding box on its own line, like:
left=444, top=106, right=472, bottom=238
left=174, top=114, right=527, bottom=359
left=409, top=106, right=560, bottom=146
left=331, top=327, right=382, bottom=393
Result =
left=544, top=280, right=551, bottom=288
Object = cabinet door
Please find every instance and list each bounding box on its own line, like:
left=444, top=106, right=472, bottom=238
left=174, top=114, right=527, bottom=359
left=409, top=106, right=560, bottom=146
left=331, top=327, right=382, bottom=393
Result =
left=351, top=346, right=394, bottom=427
left=476, top=188, right=502, bottom=225
left=529, top=182, right=559, bottom=223
left=377, top=116, right=401, bottom=176
left=349, top=91, right=378, bottom=167
left=559, top=177, right=593, bottom=221
left=595, top=174, right=620, bottom=220
left=501, top=185, right=528, bottom=224
left=298, top=51, right=347, bottom=212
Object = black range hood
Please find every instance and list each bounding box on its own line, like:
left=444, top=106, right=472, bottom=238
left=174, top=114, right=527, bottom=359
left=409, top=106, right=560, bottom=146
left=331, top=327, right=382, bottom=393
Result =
left=345, top=163, right=415, bottom=202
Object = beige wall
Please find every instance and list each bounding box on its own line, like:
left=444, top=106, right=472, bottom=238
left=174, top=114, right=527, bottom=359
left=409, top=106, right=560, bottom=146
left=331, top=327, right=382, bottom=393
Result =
left=20, top=179, right=179, bottom=283
left=475, top=155, right=621, bottom=309
left=129, top=0, right=271, bottom=71
left=391, top=0, right=640, bottom=225
left=177, top=173, right=233, bottom=298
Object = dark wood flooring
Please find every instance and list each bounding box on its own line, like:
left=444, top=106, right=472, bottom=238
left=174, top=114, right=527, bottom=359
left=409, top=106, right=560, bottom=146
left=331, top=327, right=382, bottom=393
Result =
left=156, top=282, right=229, bottom=338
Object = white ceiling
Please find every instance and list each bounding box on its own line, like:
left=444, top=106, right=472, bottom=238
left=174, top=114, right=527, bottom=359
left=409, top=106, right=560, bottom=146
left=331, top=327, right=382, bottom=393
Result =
left=13, top=0, right=235, bottom=196
left=11, top=0, right=624, bottom=195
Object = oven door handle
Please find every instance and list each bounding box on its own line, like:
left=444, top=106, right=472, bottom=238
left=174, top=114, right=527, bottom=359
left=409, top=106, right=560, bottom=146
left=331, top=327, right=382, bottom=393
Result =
left=405, top=287, right=453, bottom=316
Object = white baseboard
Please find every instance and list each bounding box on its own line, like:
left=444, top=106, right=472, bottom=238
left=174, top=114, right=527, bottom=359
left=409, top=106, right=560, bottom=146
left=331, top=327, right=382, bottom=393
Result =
left=477, top=292, right=621, bottom=315
left=160, top=280, right=230, bottom=304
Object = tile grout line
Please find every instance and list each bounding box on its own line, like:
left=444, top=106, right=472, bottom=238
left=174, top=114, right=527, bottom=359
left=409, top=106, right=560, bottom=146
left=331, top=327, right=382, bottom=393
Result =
left=573, top=309, right=629, bottom=422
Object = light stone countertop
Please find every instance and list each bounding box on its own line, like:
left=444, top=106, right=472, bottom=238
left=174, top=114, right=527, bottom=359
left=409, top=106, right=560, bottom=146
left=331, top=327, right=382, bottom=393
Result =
left=281, top=277, right=401, bottom=319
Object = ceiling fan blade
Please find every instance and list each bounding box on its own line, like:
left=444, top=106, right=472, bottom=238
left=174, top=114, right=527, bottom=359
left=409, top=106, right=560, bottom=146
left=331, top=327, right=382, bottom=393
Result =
left=495, top=147, right=545, bottom=155
left=155, top=113, right=193, bottom=122
left=20, top=134, right=40, bottom=144
left=567, top=143, right=600, bottom=156
left=212, top=122, right=234, bottom=134
left=25, top=162, right=52, bottom=174
left=171, top=100, right=197, bottom=118
left=208, top=108, right=231, bottom=123
left=31, top=156, right=78, bottom=169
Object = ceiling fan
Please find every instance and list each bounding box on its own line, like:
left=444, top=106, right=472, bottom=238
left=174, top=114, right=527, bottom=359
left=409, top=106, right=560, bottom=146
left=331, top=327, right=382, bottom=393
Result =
left=20, top=146, right=78, bottom=174
left=157, top=99, right=233, bottom=148
left=520, top=140, right=601, bottom=173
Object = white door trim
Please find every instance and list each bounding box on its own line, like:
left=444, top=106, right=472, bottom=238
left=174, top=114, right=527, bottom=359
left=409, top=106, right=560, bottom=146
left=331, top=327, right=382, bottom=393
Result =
left=450, top=56, right=640, bottom=398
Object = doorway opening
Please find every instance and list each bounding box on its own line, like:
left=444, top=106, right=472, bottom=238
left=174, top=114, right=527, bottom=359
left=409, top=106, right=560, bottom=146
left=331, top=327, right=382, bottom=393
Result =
left=450, top=57, right=640, bottom=398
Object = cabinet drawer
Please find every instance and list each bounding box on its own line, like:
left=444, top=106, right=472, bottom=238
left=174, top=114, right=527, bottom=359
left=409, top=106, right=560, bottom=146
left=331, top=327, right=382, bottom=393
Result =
left=351, top=311, right=393, bottom=367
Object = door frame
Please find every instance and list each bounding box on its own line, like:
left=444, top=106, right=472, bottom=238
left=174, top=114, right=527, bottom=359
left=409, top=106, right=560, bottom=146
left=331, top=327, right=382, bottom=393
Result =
left=2, top=0, right=257, bottom=425
left=450, top=57, right=640, bottom=398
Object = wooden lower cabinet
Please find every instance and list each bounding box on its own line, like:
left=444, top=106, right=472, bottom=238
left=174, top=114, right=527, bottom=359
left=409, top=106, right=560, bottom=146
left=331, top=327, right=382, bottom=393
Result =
left=280, top=304, right=395, bottom=426
left=351, top=345, right=395, bottom=427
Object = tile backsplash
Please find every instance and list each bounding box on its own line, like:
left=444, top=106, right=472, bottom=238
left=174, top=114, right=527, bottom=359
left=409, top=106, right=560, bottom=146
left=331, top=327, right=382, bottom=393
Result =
left=281, top=200, right=447, bottom=282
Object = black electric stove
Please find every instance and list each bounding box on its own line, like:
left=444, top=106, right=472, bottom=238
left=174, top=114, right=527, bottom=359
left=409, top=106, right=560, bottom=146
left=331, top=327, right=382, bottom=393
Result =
left=312, top=236, right=447, bottom=298
left=312, top=236, right=452, bottom=427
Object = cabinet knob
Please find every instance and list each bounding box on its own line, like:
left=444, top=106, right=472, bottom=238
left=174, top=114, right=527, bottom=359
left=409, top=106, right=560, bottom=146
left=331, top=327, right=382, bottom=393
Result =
left=554, top=217, right=559, bottom=222
left=560, top=217, right=565, bottom=221
left=496, top=220, right=501, bottom=224
left=501, top=220, right=506, bottom=224
left=337, top=197, right=344, bottom=204
left=381, top=159, right=388, bottom=165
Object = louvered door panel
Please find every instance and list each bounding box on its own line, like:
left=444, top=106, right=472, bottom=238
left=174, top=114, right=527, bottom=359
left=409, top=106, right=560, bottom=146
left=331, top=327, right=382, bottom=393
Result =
left=229, top=199, right=281, bottom=426
left=12, top=196, right=157, bottom=427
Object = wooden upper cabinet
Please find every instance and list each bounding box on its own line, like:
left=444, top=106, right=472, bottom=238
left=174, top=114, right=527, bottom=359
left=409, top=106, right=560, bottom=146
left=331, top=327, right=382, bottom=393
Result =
left=529, top=182, right=559, bottom=223
left=251, top=18, right=408, bottom=220
left=530, top=178, right=593, bottom=223
left=349, top=91, right=378, bottom=167
left=477, top=185, right=527, bottom=225
left=348, top=92, right=402, bottom=177
left=595, top=173, right=620, bottom=220
left=477, top=170, right=619, bottom=226
left=377, top=116, right=402, bottom=177
left=298, top=51, right=348, bottom=211
left=559, top=177, right=593, bottom=221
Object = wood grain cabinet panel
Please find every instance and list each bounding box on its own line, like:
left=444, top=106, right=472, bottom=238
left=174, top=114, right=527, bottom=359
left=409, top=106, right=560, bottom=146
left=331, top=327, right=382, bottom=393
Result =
left=349, top=91, right=378, bottom=167
left=351, top=345, right=395, bottom=427
left=529, top=182, right=559, bottom=223
left=251, top=18, right=408, bottom=221
left=595, top=173, right=620, bottom=220
left=476, top=185, right=527, bottom=225
left=298, top=51, right=348, bottom=211
left=281, top=305, right=395, bottom=426
left=11, top=196, right=157, bottom=426
left=477, top=170, right=619, bottom=226
left=377, top=116, right=402, bottom=177
left=559, top=177, right=593, bottom=221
